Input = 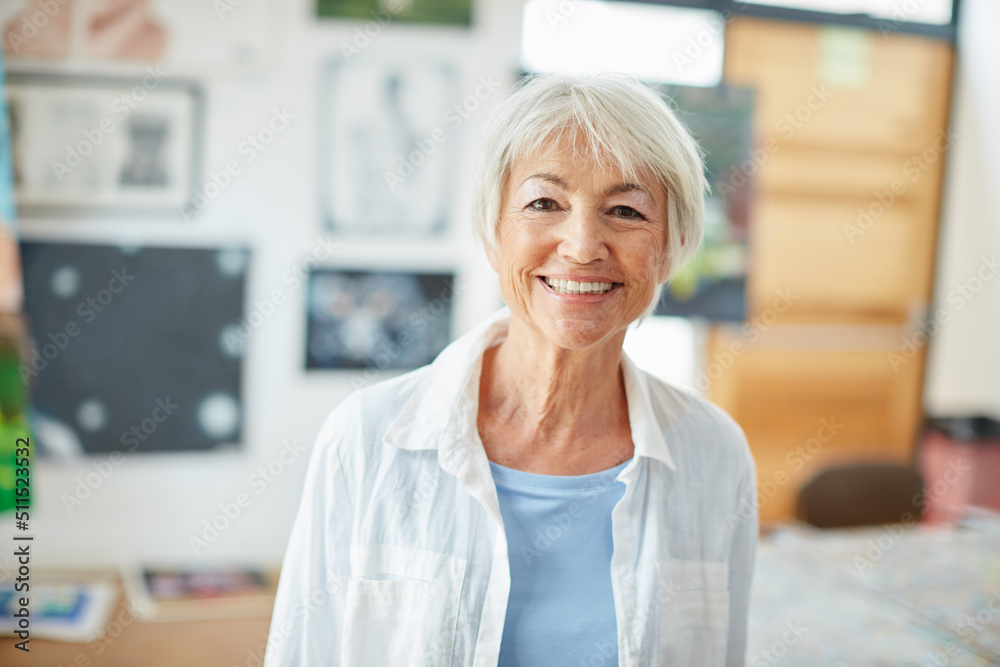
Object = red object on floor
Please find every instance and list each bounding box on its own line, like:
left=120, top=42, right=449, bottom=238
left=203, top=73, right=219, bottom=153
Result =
left=919, top=426, right=1000, bottom=523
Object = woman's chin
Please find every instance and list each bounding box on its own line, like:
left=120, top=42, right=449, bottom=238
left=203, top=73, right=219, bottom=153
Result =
left=535, top=317, right=625, bottom=351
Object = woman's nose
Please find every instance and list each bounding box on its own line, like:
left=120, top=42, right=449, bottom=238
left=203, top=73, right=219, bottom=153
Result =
left=557, top=207, right=609, bottom=265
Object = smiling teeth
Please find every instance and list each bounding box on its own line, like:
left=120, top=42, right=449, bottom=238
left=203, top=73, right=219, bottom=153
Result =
left=544, top=277, right=615, bottom=294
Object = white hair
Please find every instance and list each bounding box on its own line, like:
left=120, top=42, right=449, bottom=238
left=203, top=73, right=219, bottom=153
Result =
left=471, top=72, right=708, bottom=316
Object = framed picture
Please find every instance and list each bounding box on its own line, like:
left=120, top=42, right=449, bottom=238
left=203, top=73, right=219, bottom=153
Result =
left=316, top=0, right=473, bottom=27
left=305, top=269, right=456, bottom=371
left=0, top=0, right=276, bottom=75
left=19, top=241, right=248, bottom=456
left=319, top=56, right=458, bottom=236
left=651, top=84, right=756, bottom=322
left=6, top=71, right=202, bottom=213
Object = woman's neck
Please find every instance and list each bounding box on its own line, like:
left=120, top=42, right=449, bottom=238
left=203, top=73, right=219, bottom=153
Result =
left=477, top=314, right=633, bottom=473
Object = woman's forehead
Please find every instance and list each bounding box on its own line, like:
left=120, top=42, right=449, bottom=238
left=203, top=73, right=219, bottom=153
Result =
left=508, top=147, right=661, bottom=195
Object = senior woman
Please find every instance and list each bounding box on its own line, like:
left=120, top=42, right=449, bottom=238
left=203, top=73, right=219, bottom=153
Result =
left=265, top=73, right=757, bottom=667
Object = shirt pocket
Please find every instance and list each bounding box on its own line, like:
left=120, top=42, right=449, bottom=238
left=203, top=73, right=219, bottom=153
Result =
left=656, top=558, right=730, bottom=667
left=341, top=544, right=467, bottom=667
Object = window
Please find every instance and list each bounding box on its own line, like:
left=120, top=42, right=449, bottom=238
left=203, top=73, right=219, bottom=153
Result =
left=521, top=0, right=725, bottom=87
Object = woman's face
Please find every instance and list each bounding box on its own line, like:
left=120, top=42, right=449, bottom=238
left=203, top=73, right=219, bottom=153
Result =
left=488, top=131, right=671, bottom=351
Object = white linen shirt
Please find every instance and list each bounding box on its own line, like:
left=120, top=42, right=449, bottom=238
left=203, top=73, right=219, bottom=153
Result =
left=264, top=307, right=758, bottom=667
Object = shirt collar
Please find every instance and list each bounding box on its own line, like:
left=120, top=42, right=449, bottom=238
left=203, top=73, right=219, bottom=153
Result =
left=383, top=307, right=677, bottom=472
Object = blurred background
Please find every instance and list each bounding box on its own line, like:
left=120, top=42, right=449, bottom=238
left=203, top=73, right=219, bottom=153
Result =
left=0, top=0, right=998, bottom=664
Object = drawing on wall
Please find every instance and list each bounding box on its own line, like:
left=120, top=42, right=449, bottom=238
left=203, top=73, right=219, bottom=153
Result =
left=0, top=0, right=274, bottom=73
left=305, top=269, right=455, bottom=370
left=6, top=72, right=201, bottom=211
left=651, top=84, right=755, bottom=322
left=319, top=57, right=458, bottom=236
left=316, top=0, right=472, bottom=26
left=19, top=241, right=249, bottom=456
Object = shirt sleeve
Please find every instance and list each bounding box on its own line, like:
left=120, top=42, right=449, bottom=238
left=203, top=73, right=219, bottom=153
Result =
left=725, top=456, right=758, bottom=667
left=264, top=410, right=355, bottom=667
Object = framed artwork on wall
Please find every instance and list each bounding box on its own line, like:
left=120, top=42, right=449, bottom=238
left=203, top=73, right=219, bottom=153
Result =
left=316, top=0, right=473, bottom=27
left=6, top=71, right=202, bottom=213
left=19, top=241, right=248, bottom=457
left=0, top=0, right=276, bottom=75
left=651, top=83, right=756, bottom=323
left=318, top=56, right=459, bottom=236
left=305, top=269, right=456, bottom=371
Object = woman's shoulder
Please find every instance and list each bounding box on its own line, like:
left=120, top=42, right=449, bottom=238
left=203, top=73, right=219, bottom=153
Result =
left=310, top=365, right=432, bottom=458
left=638, top=368, right=753, bottom=470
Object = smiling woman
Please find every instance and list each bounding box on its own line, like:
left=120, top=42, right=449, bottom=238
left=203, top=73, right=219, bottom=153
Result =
left=266, top=73, right=758, bottom=667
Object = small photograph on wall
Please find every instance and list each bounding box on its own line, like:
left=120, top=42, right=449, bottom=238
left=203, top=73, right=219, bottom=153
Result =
left=319, top=56, right=458, bottom=236
left=316, top=0, right=472, bottom=26
left=0, top=0, right=275, bottom=74
left=306, top=269, right=455, bottom=371
left=19, top=241, right=248, bottom=457
left=6, top=72, right=201, bottom=212
left=651, top=84, right=755, bottom=322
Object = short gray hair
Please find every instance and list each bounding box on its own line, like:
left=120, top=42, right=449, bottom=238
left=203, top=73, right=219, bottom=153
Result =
left=471, top=72, right=708, bottom=313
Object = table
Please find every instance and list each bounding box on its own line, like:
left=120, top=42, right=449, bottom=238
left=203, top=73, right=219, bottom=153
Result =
left=748, top=517, right=1000, bottom=665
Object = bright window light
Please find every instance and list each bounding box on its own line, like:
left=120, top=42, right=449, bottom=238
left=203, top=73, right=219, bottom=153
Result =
left=521, top=0, right=725, bottom=87
left=748, top=0, right=952, bottom=25
left=624, top=317, right=701, bottom=393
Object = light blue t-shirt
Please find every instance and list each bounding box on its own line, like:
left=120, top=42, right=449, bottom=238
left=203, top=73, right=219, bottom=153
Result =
left=490, top=457, right=631, bottom=667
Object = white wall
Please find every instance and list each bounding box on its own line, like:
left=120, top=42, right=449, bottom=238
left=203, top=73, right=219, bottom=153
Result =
left=2, top=0, right=519, bottom=570
left=923, top=0, right=1000, bottom=420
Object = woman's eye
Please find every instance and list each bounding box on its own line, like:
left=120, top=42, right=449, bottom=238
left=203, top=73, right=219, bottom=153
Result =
left=529, top=198, right=557, bottom=211
left=611, top=205, right=644, bottom=219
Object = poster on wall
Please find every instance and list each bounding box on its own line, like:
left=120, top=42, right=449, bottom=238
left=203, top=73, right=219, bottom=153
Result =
left=19, top=241, right=249, bottom=457
left=316, top=0, right=472, bottom=26
left=305, top=269, right=455, bottom=371
left=319, top=56, right=458, bottom=236
left=651, top=84, right=755, bottom=322
left=6, top=72, right=201, bottom=212
left=0, top=0, right=275, bottom=74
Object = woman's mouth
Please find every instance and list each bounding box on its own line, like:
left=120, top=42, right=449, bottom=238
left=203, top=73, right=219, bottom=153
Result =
left=541, top=276, right=621, bottom=295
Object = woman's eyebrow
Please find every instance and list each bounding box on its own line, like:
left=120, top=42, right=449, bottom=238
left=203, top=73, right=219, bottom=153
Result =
left=603, top=183, right=652, bottom=198
left=522, top=173, right=568, bottom=189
